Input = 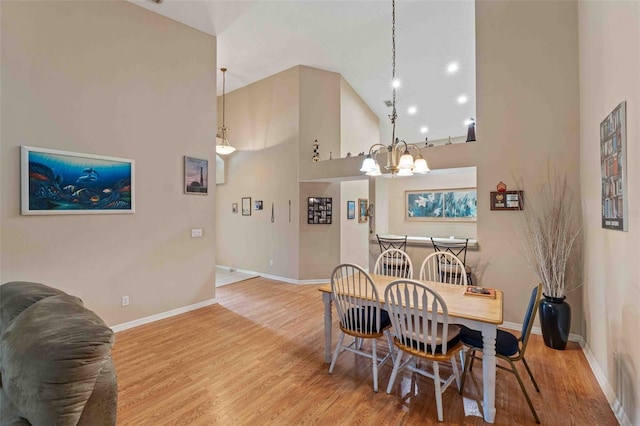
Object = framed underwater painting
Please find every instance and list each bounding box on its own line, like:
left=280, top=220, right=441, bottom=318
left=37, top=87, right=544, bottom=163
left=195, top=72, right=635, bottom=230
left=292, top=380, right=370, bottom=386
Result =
left=21, top=146, right=135, bottom=215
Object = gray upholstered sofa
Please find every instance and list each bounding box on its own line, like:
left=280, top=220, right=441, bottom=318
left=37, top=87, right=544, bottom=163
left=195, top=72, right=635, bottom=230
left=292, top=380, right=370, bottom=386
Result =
left=0, top=282, right=117, bottom=425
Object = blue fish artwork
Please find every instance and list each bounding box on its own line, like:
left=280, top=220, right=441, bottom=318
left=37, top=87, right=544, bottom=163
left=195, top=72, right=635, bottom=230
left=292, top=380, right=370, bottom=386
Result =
left=22, top=146, right=134, bottom=214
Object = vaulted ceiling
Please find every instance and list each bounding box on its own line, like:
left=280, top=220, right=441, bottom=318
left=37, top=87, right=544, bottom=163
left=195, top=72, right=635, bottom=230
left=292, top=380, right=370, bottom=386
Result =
left=131, top=0, right=475, bottom=146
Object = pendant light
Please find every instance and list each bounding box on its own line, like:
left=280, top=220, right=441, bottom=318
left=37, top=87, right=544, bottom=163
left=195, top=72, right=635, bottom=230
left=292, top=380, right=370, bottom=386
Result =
left=216, top=67, right=236, bottom=155
left=359, top=0, right=429, bottom=177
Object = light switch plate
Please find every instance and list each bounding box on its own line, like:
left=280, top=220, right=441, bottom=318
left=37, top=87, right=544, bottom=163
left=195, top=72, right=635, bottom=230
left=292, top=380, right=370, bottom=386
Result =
left=191, top=228, right=203, bottom=238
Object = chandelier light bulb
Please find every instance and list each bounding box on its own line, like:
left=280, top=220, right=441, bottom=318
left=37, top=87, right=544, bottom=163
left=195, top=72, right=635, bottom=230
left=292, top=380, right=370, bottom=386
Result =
left=407, top=106, right=417, bottom=115
left=457, top=95, right=468, bottom=104
left=420, top=126, right=428, bottom=134
left=392, top=78, right=401, bottom=89
left=447, top=62, right=459, bottom=74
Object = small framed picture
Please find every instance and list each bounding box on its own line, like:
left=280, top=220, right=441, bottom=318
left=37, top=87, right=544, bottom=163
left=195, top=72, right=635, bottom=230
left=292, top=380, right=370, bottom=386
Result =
left=347, top=200, right=355, bottom=219
left=254, top=200, right=263, bottom=210
left=232, top=203, right=238, bottom=214
left=358, top=198, right=368, bottom=223
left=490, top=190, right=524, bottom=211
left=242, top=197, right=251, bottom=216
left=184, top=156, right=208, bottom=195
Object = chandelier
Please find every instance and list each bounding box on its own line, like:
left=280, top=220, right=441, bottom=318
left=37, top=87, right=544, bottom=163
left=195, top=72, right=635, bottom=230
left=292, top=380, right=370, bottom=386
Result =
left=216, top=67, right=236, bottom=155
left=360, top=0, right=429, bottom=177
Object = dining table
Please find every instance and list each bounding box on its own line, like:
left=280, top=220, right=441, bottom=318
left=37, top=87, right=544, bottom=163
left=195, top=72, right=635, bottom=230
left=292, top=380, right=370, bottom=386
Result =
left=319, top=274, right=503, bottom=424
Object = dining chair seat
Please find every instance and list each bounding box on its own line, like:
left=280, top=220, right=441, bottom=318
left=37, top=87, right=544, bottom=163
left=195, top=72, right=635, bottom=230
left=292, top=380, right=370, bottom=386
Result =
left=404, top=322, right=462, bottom=354
left=342, top=306, right=391, bottom=335
left=459, top=326, right=519, bottom=357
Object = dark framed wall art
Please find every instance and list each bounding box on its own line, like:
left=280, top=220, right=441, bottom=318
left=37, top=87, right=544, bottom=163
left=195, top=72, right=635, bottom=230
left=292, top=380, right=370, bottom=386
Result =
left=184, top=156, right=208, bottom=195
left=347, top=200, right=355, bottom=219
left=600, top=101, right=627, bottom=231
left=308, top=197, right=332, bottom=224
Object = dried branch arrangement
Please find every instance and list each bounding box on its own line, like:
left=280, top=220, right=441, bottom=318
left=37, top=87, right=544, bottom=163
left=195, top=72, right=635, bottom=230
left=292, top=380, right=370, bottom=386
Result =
left=519, top=168, right=582, bottom=299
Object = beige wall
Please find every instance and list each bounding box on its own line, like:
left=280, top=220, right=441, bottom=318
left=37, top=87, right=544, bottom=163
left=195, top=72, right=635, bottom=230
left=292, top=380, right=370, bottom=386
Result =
left=340, top=180, right=369, bottom=268
left=579, top=1, right=640, bottom=424
left=340, top=77, right=380, bottom=157
left=0, top=1, right=217, bottom=327
left=216, top=66, right=377, bottom=281
left=471, top=0, right=582, bottom=329
left=215, top=67, right=300, bottom=278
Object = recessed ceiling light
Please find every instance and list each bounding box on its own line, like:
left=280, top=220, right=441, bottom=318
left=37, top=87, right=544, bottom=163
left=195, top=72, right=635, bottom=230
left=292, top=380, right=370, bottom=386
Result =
left=408, top=106, right=417, bottom=115
left=447, top=62, right=459, bottom=74
left=420, top=126, right=428, bottom=134
left=392, top=78, right=401, bottom=89
left=457, top=95, right=468, bottom=104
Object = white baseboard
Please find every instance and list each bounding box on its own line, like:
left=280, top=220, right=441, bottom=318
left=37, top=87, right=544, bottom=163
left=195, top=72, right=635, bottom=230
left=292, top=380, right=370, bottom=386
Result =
left=110, top=298, right=217, bottom=333
left=580, top=339, right=633, bottom=426
left=216, top=265, right=329, bottom=285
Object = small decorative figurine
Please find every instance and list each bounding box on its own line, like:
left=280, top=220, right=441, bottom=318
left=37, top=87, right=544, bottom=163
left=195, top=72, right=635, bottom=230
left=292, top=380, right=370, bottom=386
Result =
left=445, top=136, right=452, bottom=145
left=358, top=151, right=365, bottom=156
left=312, top=140, right=320, bottom=162
left=329, top=151, right=333, bottom=160
left=346, top=152, right=352, bottom=157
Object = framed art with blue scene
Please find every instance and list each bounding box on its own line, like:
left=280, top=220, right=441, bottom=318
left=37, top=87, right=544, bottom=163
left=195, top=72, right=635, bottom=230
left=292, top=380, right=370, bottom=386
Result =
left=21, top=146, right=134, bottom=215
left=406, top=188, right=477, bottom=221
left=184, top=156, right=208, bottom=195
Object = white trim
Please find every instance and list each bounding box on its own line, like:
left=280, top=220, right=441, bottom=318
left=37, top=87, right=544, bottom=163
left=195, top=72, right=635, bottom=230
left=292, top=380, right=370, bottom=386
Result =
left=580, top=340, right=633, bottom=426
left=110, top=298, right=217, bottom=333
left=216, top=265, right=329, bottom=285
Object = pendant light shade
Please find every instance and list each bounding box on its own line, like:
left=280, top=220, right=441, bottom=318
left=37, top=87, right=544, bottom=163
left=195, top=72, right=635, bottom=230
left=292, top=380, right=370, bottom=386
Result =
left=216, top=67, right=236, bottom=155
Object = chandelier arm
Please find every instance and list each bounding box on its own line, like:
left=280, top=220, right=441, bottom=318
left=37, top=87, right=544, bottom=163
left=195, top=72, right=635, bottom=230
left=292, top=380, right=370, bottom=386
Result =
left=368, top=143, right=388, bottom=157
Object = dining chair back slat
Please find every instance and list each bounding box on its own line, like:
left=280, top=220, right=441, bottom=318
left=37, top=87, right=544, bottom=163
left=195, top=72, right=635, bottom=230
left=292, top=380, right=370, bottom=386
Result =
left=374, top=248, right=413, bottom=278
left=419, top=251, right=468, bottom=285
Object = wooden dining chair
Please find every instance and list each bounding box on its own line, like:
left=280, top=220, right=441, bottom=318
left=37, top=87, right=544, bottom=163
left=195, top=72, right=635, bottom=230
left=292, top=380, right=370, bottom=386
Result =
left=459, top=283, right=543, bottom=423
left=419, top=251, right=468, bottom=285
left=431, top=238, right=473, bottom=284
left=384, top=279, right=463, bottom=422
left=374, top=248, right=413, bottom=278
left=329, top=263, right=395, bottom=392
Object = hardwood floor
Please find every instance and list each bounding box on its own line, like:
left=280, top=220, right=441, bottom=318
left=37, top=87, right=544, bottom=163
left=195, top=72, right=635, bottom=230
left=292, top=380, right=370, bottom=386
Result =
left=112, top=277, right=617, bottom=425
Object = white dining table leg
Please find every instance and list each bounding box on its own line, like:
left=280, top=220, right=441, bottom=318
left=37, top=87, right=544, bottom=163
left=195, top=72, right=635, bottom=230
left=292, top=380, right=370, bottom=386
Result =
left=481, top=323, right=498, bottom=423
left=323, top=291, right=332, bottom=363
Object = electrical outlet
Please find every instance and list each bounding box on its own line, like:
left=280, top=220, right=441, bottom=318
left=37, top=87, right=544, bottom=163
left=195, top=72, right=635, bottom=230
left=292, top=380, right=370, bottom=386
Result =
left=191, top=228, right=203, bottom=238
left=121, top=296, right=129, bottom=307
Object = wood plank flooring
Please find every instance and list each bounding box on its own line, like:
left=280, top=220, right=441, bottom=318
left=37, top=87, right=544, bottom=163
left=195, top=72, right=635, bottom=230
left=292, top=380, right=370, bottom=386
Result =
left=112, top=277, right=617, bottom=425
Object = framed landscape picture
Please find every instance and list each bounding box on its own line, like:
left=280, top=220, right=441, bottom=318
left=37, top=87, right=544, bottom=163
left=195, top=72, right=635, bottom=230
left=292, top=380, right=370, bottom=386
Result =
left=347, top=200, right=355, bottom=219
left=184, top=156, right=208, bottom=195
left=21, top=146, right=134, bottom=215
left=406, top=188, right=477, bottom=221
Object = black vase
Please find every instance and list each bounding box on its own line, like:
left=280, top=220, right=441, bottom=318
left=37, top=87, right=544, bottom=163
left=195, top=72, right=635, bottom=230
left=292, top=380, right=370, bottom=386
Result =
left=539, top=295, right=571, bottom=350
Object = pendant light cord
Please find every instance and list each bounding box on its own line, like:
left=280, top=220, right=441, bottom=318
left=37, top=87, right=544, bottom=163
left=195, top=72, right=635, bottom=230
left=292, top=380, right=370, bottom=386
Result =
left=221, top=68, right=226, bottom=128
left=390, top=0, right=397, bottom=145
